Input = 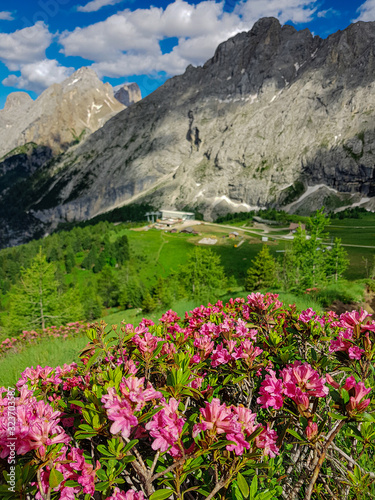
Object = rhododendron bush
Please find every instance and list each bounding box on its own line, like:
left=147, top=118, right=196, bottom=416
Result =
left=1, top=293, right=375, bottom=499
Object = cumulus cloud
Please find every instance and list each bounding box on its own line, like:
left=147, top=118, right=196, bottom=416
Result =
left=0, top=22, right=52, bottom=71
left=60, top=0, right=322, bottom=79
left=0, top=11, right=14, bottom=20
left=236, top=0, right=319, bottom=24
left=77, top=0, right=125, bottom=13
left=353, top=0, right=375, bottom=22
left=2, top=59, right=74, bottom=93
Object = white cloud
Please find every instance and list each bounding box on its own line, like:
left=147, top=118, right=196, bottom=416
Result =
left=353, top=0, right=375, bottom=22
left=236, top=0, right=319, bottom=25
left=317, top=8, right=339, bottom=19
left=2, top=59, right=74, bottom=93
left=60, top=0, right=323, bottom=80
left=77, top=0, right=125, bottom=13
left=0, top=22, right=52, bottom=71
left=0, top=11, right=14, bottom=21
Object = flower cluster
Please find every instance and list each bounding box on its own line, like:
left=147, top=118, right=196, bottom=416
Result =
left=101, top=377, right=162, bottom=439
left=193, top=398, right=279, bottom=457
left=258, top=361, right=328, bottom=414
left=0, top=386, right=70, bottom=459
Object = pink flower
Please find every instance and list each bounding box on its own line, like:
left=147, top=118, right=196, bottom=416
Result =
left=119, top=377, right=162, bottom=411
left=345, top=380, right=371, bottom=415
left=145, top=398, right=185, bottom=457
left=257, top=370, right=284, bottom=410
left=194, top=335, right=215, bottom=358
left=106, top=488, right=146, bottom=500
left=0, top=388, right=70, bottom=459
left=101, top=388, right=138, bottom=439
left=348, top=346, right=365, bottom=360
left=134, top=332, right=162, bottom=356
left=281, top=361, right=328, bottom=398
left=235, top=341, right=263, bottom=366
left=255, top=425, right=279, bottom=457
left=211, top=344, right=232, bottom=367
left=337, top=309, right=375, bottom=332
left=193, top=398, right=240, bottom=437
left=299, top=308, right=317, bottom=323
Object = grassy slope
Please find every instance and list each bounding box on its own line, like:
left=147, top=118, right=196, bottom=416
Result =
left=0, top=290, right=323, bottom=388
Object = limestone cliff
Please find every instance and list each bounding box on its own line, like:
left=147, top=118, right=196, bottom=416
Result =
left=1, top=18, right=375, bottom=247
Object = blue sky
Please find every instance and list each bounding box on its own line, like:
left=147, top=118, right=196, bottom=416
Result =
left=0, top=0, right=372, bottom=108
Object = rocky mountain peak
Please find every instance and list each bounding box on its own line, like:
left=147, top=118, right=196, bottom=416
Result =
left=114, top=83, right=142, bottom=107
left=0, top=67, right=125, bottom=158
left=1, top=18, right=375, bottom=247
left=61, top=66, right=102, bottom=91
left=3, top=92, right=33, bottom=112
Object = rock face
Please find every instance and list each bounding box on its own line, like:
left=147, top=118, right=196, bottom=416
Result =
left=0, top=67, right=125, bottom=158
left=1, top=17, right=375, bottom=246
left=114, top=83, right=142, bottom=107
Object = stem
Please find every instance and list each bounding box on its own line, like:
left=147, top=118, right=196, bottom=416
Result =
left=151, top=455, right=192, bottom=482
left=205, top=477, right=228, bottom=500
left=150, top=451, right=160, bottom=477
left=36, top=469, right=50, bottom=500
left=304, top=420, right=345, bottom=500
left=330, top=442, right=375, bottom=479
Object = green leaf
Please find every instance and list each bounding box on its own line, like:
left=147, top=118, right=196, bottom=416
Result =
left=86, top=349, right=102, bottom=370
left=149, top=489, right=174, bottom=500
left=97, top=445, right=113, bottom=456
left=49, top=468, right=64, bottom=489
left=96, top=469, right=108, bottom=481
left=328, top=412, right=347, bottom=421
left=249, top=475, right=258, bottom=500
left=63, top=480, right=80, bottom=487
left=359, top=413, right=375, bottom=423
left=209, top=440, right=236, bottom=450
left=341, top=389, right=350, bottom=404
left=123, top=439, right=139, bottom=454
left=95, top=481, right=110, bottom=492
left=237, top=472, right=249, bottom=499
left=286, top=429, right=305, bottom=441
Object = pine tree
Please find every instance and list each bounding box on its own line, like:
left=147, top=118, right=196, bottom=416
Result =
left=245, top=245, right=278, bottom=291
left=325, top=238, right=350, bottom=282
left=141, top=292, right=157, bottom=313
left=82, top=244, right=98, bottom=270
left=6, top=249, right=83, bottom=333
left=97, top=265, right=120, bottom=307
left=180, top=248, right=226, bottom=301
left=64, top=246, right=76, bottom=273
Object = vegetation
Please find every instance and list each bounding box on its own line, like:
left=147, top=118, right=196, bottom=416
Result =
left=1, top=294, right=374, bottom=499
left=245, top=245, right=278, bottom=291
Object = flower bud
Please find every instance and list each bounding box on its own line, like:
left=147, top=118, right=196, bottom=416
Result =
left=305, top=420, right=318, bottom=441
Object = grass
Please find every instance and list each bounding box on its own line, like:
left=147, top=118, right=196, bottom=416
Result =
left=315, top=281, right=365, bottom=307
left=0, top=335, right=89, bottom=388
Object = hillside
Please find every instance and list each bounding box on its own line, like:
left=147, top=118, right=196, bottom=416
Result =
left=1, top=18, right=375, bottom=246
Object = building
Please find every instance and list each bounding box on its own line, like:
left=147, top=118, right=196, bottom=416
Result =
left=289, top=223, right=306, bottom=233
left=228, top=231, right=239, bottom=239
left=180, top=227, right=198, bottom=234
left=145, top=209, right=195, bottom=223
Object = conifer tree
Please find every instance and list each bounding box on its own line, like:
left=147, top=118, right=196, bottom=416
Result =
left=180, top=248, right=226, bottom=301
left=6, top=249, right=83, bottom=333
left=325, top=238, right=350, bottom=282
left=245, top=245, right=278, bottom=291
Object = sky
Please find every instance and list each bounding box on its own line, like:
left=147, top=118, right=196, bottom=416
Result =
left=0, top=0, right=373, bottom=108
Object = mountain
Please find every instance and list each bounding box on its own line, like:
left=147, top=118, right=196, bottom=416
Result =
left=114, top=83, right=142, bottom=107
left=0, top=67, right=127, bottom=158
left=1, top=17, right=375, bottom=247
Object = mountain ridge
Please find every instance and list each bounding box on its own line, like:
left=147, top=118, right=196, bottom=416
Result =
left=1, top=17, right=375, bottom=247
